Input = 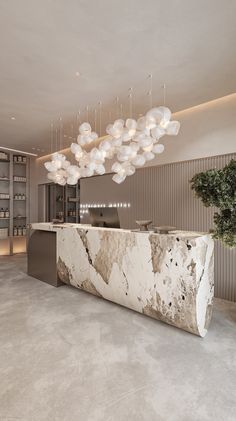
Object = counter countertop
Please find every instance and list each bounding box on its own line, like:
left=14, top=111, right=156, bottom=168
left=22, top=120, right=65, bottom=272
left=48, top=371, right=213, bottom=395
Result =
left=29, top=222, right=208, bottom=240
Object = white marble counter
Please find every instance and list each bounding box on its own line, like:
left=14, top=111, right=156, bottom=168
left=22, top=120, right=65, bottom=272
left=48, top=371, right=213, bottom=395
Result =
left=30, top=222, right=214, bottom=337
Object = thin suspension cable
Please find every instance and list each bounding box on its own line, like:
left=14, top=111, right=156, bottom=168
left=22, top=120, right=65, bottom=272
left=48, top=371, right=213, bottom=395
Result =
left=94, top=109, right=97, bottom=132
left=71, top=124, right=74, bottom=141
left=98, top=101, right=102, bottom=136
left=116, top=96, right=119, bottom=119
left=59, top=117, right=62, bottom=150
left=148, top=74, right=153, bottom=108
left=163, top=83, right=166, bottom=106
left=50, top=123, right=53, bottom=155
left=128, top=87, right=133, bottom=118
left=55, top=128, right=58, bottom=152
left=120, top=103, right=123, bottom=119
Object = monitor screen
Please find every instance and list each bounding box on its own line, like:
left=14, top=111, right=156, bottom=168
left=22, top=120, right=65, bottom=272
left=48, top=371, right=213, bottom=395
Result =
left=88, top=207, right=120, bottom=229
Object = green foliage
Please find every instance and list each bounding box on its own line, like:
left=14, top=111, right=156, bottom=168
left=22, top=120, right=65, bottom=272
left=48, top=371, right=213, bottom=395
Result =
left=190, top=159, right=236, bottom=248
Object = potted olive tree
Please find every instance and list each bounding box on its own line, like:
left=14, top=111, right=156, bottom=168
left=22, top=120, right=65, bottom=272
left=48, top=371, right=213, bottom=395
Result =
left=190, top=159, right=236, bottom=248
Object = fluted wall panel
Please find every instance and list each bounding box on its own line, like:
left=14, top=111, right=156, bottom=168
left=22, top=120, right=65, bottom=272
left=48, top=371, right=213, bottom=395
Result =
left=81, top=153, right=236, bottom=302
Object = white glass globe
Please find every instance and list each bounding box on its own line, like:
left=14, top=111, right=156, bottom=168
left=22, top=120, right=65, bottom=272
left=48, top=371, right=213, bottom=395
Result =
left=153, top=144, right=165, bottom=154
left=120, top=130, right=132, bottom=142
left=90, top=148, right=103, bottom=162
left=143, top=151, right=155, bottom=161
left=79, top=122, right=91, bottom=135
left=112, top=173, right=126, bottom=184
left=62, top=160, right=71, bottom=169
left=57, top=179, right=67, bottom=186
left=151, top=126, right=166, bottom=139
left=132, top=154, right=146, bottom=167
left=52, top=152, right=66, bottom=162
left=87, top=162, right=97, bottom=171
left=166, top=121, right=180, bottom=135
left=67, top=176, right=78, bottom=185
left=117, top=153, right=130, bottom=162
left=138, top=136, right=153, bottom=148
left=112, top=162, right=123, bottom=173
left=83, top=167, right=94, bottom=177
left=126, top=118, right=137, bottom=130
left=71, top=143, right=82, bottom=154
left=119, top=145, right=133, bottom=156
left=113, top=119, right=124, bottom=131
left=91, top=131, right=98, bottom=141
left=99, top=140, right=112, bottom=151
left=125, top=165, right=135, bottom=176
left=136, top=116, right=147, bottom=131
left=95, top=164, right=105, bottom=175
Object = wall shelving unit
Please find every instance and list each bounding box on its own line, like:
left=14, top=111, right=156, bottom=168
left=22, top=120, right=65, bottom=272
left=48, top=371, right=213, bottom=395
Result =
left=42, top=182, right=80, bottom=224
left=64, top=183, right=80, bottom=223
left=0, top=149, right=29, bottom=256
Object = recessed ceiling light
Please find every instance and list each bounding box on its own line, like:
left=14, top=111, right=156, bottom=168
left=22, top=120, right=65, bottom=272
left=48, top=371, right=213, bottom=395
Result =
left=75, top=71, right=80, bottom=77
left=11, top=116, right=16, bottom=120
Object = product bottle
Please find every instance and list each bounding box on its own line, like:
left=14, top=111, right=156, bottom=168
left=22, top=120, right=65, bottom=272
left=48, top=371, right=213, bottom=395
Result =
left=13, top=226, right=18, bottom=236
left=0, top=208, right=4, bottom=218
left=5, top=208, right=9, bottom=218
left=18, top=226, right=22, bottom=236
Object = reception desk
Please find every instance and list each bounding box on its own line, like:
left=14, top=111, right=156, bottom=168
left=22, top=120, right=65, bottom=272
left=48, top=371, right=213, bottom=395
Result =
left=28, top=223, right=214, bottom=337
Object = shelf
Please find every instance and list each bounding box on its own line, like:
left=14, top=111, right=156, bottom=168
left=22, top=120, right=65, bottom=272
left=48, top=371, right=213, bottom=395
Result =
left=13, top=162, right=26, bottom=165
left=0, top=217, right=10, bottom=220
left=13, top=235, right=26, bottom=238
left=0, top=159, right=10, bottom=163
left=68, top=198, right=79, bottom=202
left=14, top=199, right=26, bottom=201
left=0, top=198, right=10, bottom=200
left=13, top=216, right=26, bottom=219
left=13, top=180, right=27, bottom=183
left=0, top=178, right=10, bottom=182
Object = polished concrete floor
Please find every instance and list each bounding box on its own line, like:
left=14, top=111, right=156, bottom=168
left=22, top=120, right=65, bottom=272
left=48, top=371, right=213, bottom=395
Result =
left=0, top=254, right=236, bottom=421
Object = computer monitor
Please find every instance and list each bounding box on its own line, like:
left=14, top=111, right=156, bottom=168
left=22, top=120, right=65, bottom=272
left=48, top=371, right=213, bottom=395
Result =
left=88, top=207, right=120, bottom=229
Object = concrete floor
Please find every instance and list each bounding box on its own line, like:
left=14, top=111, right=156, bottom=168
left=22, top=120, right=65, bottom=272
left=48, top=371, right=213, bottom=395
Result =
left=0, top=255, right=236, bottom=421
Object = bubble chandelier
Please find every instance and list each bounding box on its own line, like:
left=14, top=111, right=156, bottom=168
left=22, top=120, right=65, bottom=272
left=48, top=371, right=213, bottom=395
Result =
left=44, top=83, right=180, bottom=185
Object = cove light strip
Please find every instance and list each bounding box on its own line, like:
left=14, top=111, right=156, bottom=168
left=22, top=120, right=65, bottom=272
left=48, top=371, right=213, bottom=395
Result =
left=0, top=146, right=38, bottom=157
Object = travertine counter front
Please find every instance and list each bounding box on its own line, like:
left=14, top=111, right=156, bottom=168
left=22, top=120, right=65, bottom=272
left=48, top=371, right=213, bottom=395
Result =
left=29, top=223, right=214, bottom=337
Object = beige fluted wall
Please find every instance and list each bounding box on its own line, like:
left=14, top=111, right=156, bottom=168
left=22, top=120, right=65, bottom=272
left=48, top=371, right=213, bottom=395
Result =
left=80, top=153, right=236, bottom=302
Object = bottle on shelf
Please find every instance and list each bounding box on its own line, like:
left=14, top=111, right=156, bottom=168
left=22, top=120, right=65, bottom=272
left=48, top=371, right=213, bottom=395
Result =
left=0, top=151, right=9, bottom=161
left=0, top=193, right=10, bottom=199
left=0, top=208, right=5, bottom=218
left=5, top=208, right=9, bottom=218
left=13, top=226, right=18, bottom=236
left=18, top=226, right=22, bottom=236
left=23, top=225, right=27, bottom=236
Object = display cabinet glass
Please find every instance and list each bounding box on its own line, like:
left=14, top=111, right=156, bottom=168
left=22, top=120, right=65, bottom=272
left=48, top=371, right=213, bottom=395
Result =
left=0, top=149, right=29, bottom=255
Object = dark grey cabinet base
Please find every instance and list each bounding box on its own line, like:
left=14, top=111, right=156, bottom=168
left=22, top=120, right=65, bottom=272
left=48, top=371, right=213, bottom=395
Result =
left=27, top=230, right=62, bottom=287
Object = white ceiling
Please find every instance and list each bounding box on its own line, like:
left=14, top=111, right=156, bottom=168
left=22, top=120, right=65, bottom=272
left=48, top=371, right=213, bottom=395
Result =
left=0, top=0, right=236, bottom=155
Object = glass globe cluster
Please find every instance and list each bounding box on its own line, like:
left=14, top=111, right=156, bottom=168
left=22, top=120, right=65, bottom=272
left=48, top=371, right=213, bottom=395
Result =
left=44, top=106, right=180, bottom=185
